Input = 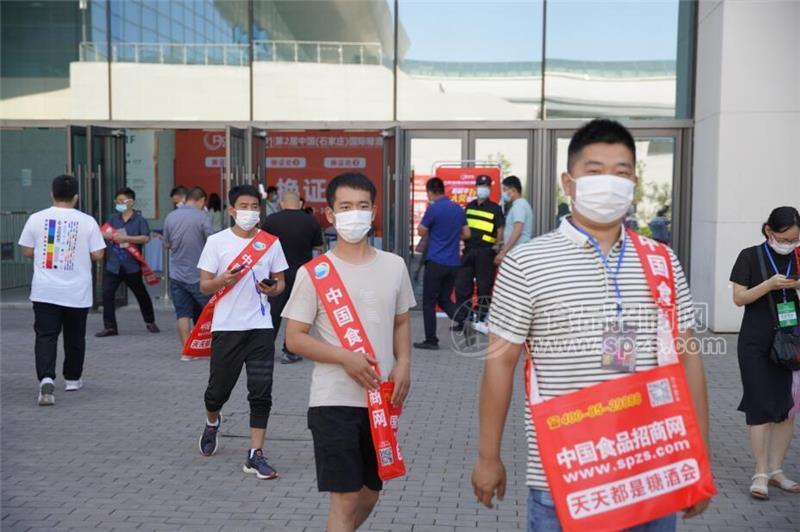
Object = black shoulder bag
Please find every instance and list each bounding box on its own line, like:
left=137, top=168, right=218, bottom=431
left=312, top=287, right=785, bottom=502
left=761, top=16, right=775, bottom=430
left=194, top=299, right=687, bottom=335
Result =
left=756, top=246, right=800, bottom=371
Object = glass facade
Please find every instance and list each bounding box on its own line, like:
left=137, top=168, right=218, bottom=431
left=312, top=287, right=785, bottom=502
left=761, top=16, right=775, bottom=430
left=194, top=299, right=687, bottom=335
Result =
left=1, top=0, right=695, bottom=121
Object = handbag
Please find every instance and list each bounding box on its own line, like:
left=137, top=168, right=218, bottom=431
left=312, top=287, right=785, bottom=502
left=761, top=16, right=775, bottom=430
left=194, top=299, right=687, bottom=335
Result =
left=755, top=246, right=800, bottom=371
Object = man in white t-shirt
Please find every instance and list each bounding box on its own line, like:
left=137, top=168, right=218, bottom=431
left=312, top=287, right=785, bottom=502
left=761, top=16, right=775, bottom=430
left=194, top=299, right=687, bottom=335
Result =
left=18, top=175, right=106, bottom=406
left=283, top=173, right=415, bottom=532
left=196, top=185, right=289, bottom=481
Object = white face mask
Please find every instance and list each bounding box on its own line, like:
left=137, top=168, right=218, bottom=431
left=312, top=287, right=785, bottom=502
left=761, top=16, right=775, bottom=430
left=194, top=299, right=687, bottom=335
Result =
left=569, top=174, right=635, bottom=224
left=768, top=237, right=798, bottom=255
left=335, top=209, right=372, bottom=243
left=234, top=210, right=260, bottom=231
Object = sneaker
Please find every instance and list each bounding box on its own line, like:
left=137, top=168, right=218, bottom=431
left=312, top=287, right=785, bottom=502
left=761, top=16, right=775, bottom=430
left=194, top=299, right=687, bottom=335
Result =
left=471, top=320, right=490, bottom=335
left=413, top=340, right=440, bottom=350
left=64, top=378, right=83, bottom=391
left=199, top=417, right=221, bottom=456
left=280, top=352, right=302, bottom=364
left=95, top=328, right=118, bottom=338
left=146, top=322, right=160, bottom=333
left=38, top=378, right=55, bottom=406
left=243, top=449, right=279, bottom=480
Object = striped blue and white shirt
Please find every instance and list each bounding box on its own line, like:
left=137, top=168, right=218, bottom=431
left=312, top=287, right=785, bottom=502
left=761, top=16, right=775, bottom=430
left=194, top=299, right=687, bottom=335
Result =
left=488, top=217, right=695, bottom=491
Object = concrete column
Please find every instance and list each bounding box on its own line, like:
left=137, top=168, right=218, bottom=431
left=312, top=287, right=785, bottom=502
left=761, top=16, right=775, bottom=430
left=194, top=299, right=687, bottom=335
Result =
left=691, top=0, right=800, bottom=332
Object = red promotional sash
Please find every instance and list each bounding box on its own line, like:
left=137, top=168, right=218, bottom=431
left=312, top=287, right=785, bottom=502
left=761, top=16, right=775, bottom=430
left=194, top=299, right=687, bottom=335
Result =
left=182, top=230, right=276, bottom=357
left=305, top=255, right=406, bottom=482
left=101, top=223, right=160, bottom=286
left=525, top=230, right=715, bottom=531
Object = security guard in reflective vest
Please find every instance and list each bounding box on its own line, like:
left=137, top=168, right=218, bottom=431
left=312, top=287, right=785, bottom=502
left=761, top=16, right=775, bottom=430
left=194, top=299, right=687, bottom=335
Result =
left=454, top=174, right=505, bottom=330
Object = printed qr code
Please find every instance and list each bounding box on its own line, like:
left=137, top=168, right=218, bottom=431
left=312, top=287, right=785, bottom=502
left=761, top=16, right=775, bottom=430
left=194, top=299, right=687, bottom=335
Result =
left=647, top=378, right=674, bottom=407
left=379, top=446, right=394, bottom=466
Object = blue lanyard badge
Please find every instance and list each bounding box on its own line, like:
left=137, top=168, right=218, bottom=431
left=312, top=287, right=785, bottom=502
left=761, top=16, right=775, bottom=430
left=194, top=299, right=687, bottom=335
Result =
left=251, top=270, right=266, bottom=316
left=763, top=242, right=793, bottom=302
left=573, top=224, right=627, bottom=316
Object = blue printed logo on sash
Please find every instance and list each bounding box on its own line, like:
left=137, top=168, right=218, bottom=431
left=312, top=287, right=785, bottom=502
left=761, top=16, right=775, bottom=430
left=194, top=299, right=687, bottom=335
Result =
left=314, top=262, right=330, bottom=279
left=253, top=241, right=266, bottom=251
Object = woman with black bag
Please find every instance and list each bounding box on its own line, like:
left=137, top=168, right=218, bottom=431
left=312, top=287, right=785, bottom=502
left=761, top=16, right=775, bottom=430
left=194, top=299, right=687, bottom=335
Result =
left=731, top=206, right=800, bottom=500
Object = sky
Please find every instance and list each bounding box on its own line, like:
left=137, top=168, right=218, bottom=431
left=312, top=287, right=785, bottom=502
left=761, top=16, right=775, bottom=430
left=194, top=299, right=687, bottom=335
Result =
left=397, top=0, right=682, bottom=63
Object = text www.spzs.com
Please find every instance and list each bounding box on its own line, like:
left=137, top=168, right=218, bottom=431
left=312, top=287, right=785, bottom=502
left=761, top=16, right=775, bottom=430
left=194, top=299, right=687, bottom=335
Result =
left=562, top=440, right=691, bottom=484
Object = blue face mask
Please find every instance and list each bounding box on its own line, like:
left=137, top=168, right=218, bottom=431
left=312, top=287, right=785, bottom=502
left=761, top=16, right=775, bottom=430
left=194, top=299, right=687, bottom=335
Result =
left=476, top=186, right=490, bottom=200
left=501, top=191, right=511, bottom=203
left=115, top=203, right=128, bottom=213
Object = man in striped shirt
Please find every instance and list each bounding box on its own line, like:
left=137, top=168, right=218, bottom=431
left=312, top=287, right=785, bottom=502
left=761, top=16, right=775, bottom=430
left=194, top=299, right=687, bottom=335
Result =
left=471, top=119, right=712, bottom=531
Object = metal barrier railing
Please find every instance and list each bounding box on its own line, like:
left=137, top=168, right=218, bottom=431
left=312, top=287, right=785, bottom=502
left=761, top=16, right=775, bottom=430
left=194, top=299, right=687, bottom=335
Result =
left=79, top=40, right=384, bottom=66
left=0, top=211, right=33, bottom=290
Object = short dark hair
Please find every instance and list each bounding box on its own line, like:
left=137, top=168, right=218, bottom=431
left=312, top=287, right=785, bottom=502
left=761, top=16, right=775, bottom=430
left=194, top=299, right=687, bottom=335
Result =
left=567, top=119, right=636, bottom=172
left=116, top=187, right=136, bottom=200
left=208, top=193, right=221, bottom=211
left=266, top=186, right=278, bottom=195
left=502, top=175, right=522, bottom=194
left=228, top=184, right=260, bottom=206
left=51, top=175, right=78, bottom=201
left=426, top=177, right=445, bottom=195
left=170, top=186, right=188, bottom=198
left=325, top=173, right=376, bottom=208
left=762, top=206, right=800, bottom=237
left=187, top=186, right=207, bottom=202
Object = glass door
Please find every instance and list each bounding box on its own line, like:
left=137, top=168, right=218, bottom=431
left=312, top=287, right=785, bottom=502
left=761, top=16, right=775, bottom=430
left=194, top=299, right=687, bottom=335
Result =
left=402, top=131, right=468, bottom=265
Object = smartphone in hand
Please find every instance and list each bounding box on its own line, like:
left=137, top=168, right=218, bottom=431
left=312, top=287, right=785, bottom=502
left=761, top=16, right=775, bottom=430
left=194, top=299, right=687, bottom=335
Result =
left=230, top=264, right=245, bottom=275
left=260, top=278, right=277, bottom=287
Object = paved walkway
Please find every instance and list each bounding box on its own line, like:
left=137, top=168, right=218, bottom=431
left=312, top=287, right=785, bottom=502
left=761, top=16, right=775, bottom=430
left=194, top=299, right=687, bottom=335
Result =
left=1, top=307, right=798, bottom=531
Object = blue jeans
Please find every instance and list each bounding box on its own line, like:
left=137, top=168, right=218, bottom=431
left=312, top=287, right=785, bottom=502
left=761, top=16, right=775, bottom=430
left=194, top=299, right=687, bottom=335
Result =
left=170, top=279, right=210, bottom=320
left=528, top=490, right=676, bottom=532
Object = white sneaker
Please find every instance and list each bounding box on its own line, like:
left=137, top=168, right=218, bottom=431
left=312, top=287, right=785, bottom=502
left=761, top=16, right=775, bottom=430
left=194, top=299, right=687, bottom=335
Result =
left=64, top=378, right=83, bottom=391
left=38, top=378, right=55, bottom=406
left=471, top=320, right=490, bottom=335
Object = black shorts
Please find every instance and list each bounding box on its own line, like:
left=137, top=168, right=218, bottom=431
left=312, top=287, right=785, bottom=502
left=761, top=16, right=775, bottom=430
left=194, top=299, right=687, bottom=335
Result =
left=307, top=406, right=383, bottom=493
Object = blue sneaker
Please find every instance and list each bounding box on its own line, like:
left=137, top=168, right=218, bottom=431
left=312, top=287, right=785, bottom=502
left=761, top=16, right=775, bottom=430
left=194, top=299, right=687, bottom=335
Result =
left=243, top=449, right=278, bottom=480
left=199, top=417, right=221, bottom=457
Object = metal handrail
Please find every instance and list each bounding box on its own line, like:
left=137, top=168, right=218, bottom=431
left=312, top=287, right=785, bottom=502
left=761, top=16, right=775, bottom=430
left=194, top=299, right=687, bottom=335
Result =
left=79, top=40, right=384, bottom=66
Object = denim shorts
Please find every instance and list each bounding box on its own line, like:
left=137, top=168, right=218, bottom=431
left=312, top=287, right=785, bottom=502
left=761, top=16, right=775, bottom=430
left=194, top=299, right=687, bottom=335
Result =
left=170, top=279, right=210, bottom=320
left=528, top=490, right=676, bottom=532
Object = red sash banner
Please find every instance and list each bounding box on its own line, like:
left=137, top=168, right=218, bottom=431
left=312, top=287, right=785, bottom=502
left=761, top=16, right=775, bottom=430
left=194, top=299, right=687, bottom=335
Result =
left=525, top=230, right=715, bottom=531
left=101, top=223, right=160, bottom=286
left=182, top=230, right=276, bottom=357
left=305, top=255, right=406, bottom=482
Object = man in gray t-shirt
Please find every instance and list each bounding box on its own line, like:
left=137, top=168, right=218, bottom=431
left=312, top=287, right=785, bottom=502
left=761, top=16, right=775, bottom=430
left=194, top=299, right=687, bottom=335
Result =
left=495, top=175, right=533, bottom=265
left=163, top=186, right=213, bottom=353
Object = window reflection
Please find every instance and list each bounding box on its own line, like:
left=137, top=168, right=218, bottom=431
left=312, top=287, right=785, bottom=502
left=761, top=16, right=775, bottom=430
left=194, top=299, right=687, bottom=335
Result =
left=108, top=0, right=249, bottom=120
left=252, top=0, right=395, bottom=121
left=397, top=1, right=543, bottom=120
left=544, top=0, right=694, bottom=119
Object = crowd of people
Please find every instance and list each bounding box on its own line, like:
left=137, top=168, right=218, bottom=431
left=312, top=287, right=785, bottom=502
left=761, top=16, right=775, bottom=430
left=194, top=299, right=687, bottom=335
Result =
left=15, top=118, right=800, bottom=531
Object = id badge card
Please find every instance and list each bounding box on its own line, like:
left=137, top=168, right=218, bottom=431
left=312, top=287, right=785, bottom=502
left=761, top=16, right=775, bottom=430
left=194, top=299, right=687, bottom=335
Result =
left=777, top=301, right=798, bottom=328
left=601, top=322, right=637, bottom=373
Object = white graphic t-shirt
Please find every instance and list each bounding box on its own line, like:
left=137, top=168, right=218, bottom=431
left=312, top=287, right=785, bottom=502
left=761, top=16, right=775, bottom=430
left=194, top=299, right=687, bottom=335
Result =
left=18, top=207, right=106, bottom=308
left=197, top=228, right=289, bottom=332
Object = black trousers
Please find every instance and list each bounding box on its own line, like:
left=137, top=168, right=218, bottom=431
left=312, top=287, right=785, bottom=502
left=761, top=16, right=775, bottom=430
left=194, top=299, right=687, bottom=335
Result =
left=454, top=247, right=497, bottom=324
left=33, top=302, right=89, bottom=381
left=102, top=269, right=155, bottom=330
left=422, top=260, right=459, bottom=343
left=204, top=329, right=275, bottom=429
left=269, top=266, right=297, bottom=352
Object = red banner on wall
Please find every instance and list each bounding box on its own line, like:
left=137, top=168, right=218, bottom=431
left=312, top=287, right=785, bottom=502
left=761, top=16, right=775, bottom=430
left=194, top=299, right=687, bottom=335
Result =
left=174, top=130, right=225, bottom=196
left=265, top=131, right=385, bottom=236
left=412, top=166, right=502, bottom=247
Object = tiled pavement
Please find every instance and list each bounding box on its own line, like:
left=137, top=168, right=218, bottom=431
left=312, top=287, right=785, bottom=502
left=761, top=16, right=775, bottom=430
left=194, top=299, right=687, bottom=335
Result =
left=1, top=306, right=798, bottom=531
